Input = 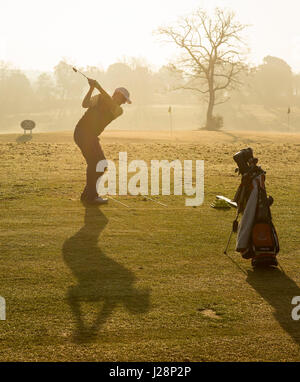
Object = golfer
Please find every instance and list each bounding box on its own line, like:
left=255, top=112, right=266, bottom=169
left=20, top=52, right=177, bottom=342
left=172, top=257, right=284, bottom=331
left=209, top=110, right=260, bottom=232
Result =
left=74, top=79, right=131, bottom=205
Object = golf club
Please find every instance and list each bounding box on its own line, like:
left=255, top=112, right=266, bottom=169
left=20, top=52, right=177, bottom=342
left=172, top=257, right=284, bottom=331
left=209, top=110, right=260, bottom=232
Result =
left=72, top=66, right=89, bottom=80
left=223, top=218, right=238, bottom=255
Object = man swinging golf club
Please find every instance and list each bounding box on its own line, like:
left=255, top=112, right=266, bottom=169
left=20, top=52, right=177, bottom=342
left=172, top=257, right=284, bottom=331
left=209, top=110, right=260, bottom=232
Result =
left=74, top=74, right=131, bottom=205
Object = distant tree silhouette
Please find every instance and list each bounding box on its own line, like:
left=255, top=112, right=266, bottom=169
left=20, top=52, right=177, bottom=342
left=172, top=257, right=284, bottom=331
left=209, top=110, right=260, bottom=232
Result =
left=106, top=62, right=133, bottom=91
left=54, top=60, right=83, bottom=104
left=251, top=56, right=293, bottom=106
left=35, top=73, right=56, bottom=111
left=157, top=7, right=248, bottom=130
left=0, top=65, right=34, bottom=115
left=293, top=73, right=300, bottom=98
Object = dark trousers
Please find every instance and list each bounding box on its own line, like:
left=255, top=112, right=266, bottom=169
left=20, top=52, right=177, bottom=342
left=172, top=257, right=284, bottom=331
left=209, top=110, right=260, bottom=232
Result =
left=74, top=125, right=106, bottom=201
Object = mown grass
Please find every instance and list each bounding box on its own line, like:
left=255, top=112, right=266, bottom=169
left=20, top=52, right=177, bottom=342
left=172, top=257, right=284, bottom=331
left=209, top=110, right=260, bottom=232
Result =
left=0, top=130, right=299, bottom=361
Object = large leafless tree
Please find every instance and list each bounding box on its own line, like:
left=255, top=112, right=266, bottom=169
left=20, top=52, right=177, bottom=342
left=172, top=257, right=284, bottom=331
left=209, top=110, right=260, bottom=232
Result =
left=157, top=8, right=248, bottom=130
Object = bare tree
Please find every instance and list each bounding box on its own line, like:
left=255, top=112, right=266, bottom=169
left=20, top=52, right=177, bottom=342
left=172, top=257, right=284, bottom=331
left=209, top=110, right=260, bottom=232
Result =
left=157, top=8, right=248, bottom=130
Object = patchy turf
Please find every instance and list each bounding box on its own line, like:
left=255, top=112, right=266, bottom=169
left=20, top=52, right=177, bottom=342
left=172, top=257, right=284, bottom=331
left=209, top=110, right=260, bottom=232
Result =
left=0, top=129, right=299, bottom=361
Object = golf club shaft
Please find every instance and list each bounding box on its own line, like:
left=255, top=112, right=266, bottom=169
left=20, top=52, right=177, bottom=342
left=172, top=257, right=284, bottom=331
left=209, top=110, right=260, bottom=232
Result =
left=224, top=229, right=233, bottom=255
left=77, top=70, right=88, bottom=80
left=73, top=67, right=89, bottom=80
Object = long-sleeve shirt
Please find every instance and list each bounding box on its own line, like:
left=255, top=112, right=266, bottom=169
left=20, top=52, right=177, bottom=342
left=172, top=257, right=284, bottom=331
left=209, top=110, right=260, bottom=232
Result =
left=77, top=93, right=123, bottom=136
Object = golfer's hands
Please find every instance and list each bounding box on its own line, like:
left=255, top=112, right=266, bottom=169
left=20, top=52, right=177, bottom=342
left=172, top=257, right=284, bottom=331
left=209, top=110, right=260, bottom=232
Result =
left=88, top=78, right=97, bottom=89
left=88, top=78, right=101, bottom=91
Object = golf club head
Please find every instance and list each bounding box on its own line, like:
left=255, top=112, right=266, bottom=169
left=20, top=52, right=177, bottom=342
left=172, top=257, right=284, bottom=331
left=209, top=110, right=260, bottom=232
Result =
left=72, top=67, right=88, bottom=80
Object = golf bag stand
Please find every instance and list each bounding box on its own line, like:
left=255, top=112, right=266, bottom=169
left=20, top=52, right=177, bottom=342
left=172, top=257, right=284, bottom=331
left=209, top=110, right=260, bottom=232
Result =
left=232, top=149, right=280, bottom=268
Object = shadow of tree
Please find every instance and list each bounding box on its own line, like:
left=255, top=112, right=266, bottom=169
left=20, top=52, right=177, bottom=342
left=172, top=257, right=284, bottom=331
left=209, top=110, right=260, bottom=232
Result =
left=62, top=206, right=150, bottom=343
left=246, top=268, right=300, bottom=345
left=216, top=130, right=255, bottom=145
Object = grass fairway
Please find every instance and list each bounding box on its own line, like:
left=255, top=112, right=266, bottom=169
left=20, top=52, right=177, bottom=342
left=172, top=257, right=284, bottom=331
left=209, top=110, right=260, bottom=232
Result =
left=0, top=129, right=300, bottom=361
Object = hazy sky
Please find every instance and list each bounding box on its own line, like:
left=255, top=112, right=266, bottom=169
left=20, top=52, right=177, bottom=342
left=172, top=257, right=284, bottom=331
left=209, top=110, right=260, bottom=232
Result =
left=1, top=0, right=300, bottom=72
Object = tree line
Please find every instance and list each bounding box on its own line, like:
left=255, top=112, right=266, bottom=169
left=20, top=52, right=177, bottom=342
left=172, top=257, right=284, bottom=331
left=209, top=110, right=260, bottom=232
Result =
left=0, top=59, right=198, bottom=119
left=0, top=8, right=299, bottom=131
left=0, top=56, right=298, bottom=113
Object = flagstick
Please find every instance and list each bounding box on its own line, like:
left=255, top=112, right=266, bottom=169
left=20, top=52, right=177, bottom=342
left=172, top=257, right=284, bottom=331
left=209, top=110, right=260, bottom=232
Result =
left=168, top=106, right=173, bottom=138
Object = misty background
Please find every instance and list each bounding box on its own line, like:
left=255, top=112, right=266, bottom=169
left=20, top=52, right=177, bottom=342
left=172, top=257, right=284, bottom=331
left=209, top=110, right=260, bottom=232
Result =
left=0, top=55, right=298, bottom=133
left=1, top=0, right=300, bottom=134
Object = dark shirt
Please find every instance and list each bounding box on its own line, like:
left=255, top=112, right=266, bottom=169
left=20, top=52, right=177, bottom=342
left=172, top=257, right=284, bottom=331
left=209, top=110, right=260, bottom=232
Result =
left=77, top=93, right=123, bottom=136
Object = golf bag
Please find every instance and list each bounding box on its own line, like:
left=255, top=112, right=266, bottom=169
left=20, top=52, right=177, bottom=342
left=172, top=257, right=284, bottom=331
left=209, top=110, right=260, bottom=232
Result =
left=233, top=149, right=279, bottom=267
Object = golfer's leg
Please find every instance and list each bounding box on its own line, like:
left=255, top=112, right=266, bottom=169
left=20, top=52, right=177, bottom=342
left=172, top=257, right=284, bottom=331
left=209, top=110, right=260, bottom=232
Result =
left=86, top=136, right=105, bottom=200
left=74, top=126, right=91, bottom=200
left=74, top=126, right=106, bottom=201
left=90, top=138, right=107, bottom=198
left=86, top=161, right=99, bottom=200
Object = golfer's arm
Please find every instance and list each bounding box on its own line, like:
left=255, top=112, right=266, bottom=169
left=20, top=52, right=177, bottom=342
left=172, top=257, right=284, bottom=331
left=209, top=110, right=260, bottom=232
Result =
left=94, top=82, right=111, bottom=99
left=82, top=87, right=94, bottom=108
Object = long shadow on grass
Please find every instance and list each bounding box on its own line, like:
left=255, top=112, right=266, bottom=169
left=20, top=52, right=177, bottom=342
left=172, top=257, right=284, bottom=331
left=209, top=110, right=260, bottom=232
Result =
left=62, top=206, right=150, bottom=343
left=216, top=130, right=255, bottom=145
left=247, top=268, right=300, bottom=345
left=16, top=134, right=33, bottom=143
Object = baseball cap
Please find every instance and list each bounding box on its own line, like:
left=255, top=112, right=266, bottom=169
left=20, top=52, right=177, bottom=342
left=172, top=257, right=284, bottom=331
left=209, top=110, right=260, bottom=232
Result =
left=115, top=87, right=132, bottom=104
